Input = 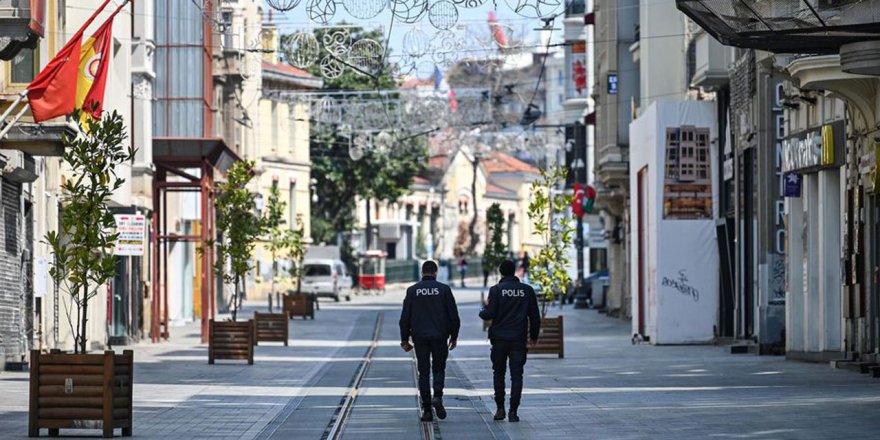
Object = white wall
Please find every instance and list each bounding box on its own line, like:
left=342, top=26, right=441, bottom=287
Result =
left=629, top=100, right=719, bottom=344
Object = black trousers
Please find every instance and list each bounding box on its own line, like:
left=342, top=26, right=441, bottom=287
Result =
left=414, top=338, right=449, bottom=406
left=491, top=339, right=527, bottom=408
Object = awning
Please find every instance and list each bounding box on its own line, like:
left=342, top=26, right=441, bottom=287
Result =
left=677, top=0, right=880, bottom=53
left=152, top=137, right=242, bottom=173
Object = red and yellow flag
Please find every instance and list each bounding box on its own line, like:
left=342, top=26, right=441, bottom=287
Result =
left=76, top=17, right=114, bottom=120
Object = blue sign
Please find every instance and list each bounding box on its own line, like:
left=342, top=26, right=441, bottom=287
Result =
left=607, top=74, right=618, bottom=95
left=783, top=172, right=801, bottom=197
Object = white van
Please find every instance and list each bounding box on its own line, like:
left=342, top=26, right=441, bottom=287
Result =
left=300, top=259, right=353, bottom=302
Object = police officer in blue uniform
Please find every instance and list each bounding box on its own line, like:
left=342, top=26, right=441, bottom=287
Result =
left=399, top=260, right=461, bottom=421
left=479, top=259, right=541, bottom=422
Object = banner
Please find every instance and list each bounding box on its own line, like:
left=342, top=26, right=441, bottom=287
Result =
left=114, top=214, right=147, bottom=256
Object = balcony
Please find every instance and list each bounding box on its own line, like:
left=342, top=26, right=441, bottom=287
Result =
left=690, top=30, right=733, bottom=89
left=596, top=143, right=629, bottom=191
left=0, top=0, right=45, bottom=60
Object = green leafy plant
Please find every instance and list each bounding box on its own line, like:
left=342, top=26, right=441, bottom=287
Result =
left=527, top=166, right=575, bottom=317
left=288, top=214, right=307, bottom=294
left=262, top=185, right=306, bottom=304
left=46, top=109, right=134, bottom=354
left=483, top=203, right=508, bottom=278
left=214, top=160, right=263, bottom=321
left=304, top=25, right=427, bottom=257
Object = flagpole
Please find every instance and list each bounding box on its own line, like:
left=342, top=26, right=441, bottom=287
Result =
left=0, top=90, right=29, bottom=126
left=0, top=102, right=31, bottom=140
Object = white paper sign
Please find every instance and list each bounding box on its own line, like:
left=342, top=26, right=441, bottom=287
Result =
left=114, top=214, right=147, bottom=256
left=34, top=256, right=48, bottom=298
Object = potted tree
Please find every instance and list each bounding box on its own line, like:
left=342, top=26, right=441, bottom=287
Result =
left=282, top=213, right=310, bottom=319
left=254, top=185, right=299, bottom=345
left=30, top=110, right=135, bottom=438
left=526, top=166, right=574, bottom=359
left=209, top=160, right=261, bottom=364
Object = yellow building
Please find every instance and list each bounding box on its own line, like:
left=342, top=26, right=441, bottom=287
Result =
left=248, top=25, right=322, bottom=300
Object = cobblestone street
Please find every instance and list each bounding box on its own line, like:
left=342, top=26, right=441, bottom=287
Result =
left=2, top=287, right=879, bottom=439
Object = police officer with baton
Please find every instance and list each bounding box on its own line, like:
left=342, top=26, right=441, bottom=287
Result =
left=399, top=260, right=461, bottom=421
left=479, top=260, right=541, bottom=422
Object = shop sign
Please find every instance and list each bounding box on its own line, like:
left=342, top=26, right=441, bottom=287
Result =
left=607, top=74, right=618, bottom=95
left=783, top=172, right=801, bottom=197
left=114, top=214, right=147, bottom=256
left=781, top=121, right=844, bottom=172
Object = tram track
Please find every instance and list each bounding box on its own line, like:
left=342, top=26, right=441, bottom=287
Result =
left=411, top=351, right=440, bottom=440
left=322, top=312, right=384, bottom=440
left=320, top=309, right=439, bottom=440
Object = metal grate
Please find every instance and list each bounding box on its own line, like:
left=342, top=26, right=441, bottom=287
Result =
left=678, top=0, right=880, bottom=53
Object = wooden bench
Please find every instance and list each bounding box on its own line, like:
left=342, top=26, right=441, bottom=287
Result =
left=283, top=293, right=315, bottom=320
left=254, top=312, right=289, bottom=346
left=209, top=320, right=254, bottom=365
left=530, top=316, right=564, bottom=358
left=29, top=349, right=134, bottom=438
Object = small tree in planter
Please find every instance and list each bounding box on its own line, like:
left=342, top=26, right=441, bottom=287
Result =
left=526, top=166, right=574, bottom=358
left=483, top=203, right=508, bottom=282
left=213, top=160, right=263, bottom=322
left=46, top=109, right=134, bottom=354
left=263, top=185, right=292, bottom=309
left=209, top=160, right=261, bottom=364
left=31, top=110, right=136, bottom=437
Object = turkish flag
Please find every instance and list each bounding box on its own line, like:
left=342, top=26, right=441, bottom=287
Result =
left=573, top=183, right=585, bottom=217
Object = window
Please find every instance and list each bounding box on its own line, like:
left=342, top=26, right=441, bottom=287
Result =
left=10, top=48, right=38, bottom=84
left=304, top=264, right=331, bottom=277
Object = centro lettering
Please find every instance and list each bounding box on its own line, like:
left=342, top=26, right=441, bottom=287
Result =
left=501, top=289, right=525, bottom=297
left=416, top=288, right=440, bottom=296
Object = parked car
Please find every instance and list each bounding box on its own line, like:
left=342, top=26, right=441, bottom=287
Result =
left=300, top=259, right=353, bottom=302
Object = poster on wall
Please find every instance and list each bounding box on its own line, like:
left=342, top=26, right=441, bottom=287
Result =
left=662, top=125, right=713, bottom=219
left=114, top=214, right=147, bottom=256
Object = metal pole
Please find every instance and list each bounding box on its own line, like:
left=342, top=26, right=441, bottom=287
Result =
left=0, top=102, right=31, bottom=140
left=574, top=123, right=588, bottom=309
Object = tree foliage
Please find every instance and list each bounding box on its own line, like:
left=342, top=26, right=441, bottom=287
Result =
left=303, top=26, right=427, bottom=252
left=46, top=109, right=134, bottom=354
left=263, top=185, right=306, bottom=299
left=483, top=203, right=507, bottom=274
left=527, top=166, right=575, bottom=317
left=214, top=161, right=262, bottom=321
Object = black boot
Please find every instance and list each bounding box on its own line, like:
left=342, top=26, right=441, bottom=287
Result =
left=493, top=402, right=506, bottom=421
left=421, top=401, right=434, bottom=422
left=508, top=407, right=520, bottom=423
left=432, top=397, right=447, bottom=420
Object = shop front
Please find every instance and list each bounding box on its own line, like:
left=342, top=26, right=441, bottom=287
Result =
left=783, top=119, right=846, bottom=361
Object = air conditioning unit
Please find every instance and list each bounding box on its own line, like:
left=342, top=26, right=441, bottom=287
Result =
left=0, top=149, right=37, bottom=183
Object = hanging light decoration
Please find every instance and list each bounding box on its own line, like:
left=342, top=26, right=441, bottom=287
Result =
left=267, top=0, right=302, bottom=12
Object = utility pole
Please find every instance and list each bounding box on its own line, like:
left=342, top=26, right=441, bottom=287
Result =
left=573, top=122, right=587, bottom=308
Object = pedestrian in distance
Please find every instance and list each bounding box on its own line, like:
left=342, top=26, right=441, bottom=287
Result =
left=520, top=252, right=530, bottom=281
left=479, top=259, right=540, bottom=423
left=458, top=256, right=468, bottom=287
left=399, top=260, right=461, bottom=422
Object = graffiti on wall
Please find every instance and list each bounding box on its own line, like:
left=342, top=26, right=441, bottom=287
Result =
left=661, top=269, right=700, bottom=302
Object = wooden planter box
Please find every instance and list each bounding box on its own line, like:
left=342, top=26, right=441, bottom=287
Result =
left=531, top=316, right=565, bottom=358
left=29, top=350, right=134, bottom=438
left=253, top=312, right=289, bottom=346
left=283, top=293, right=315, bottom=320
left=209, top=320, right=254, bottom=365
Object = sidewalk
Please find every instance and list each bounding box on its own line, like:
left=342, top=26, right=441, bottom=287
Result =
left=451, top=299, right=880, bottom=439
left=2, top=291, right=879, bottom=439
